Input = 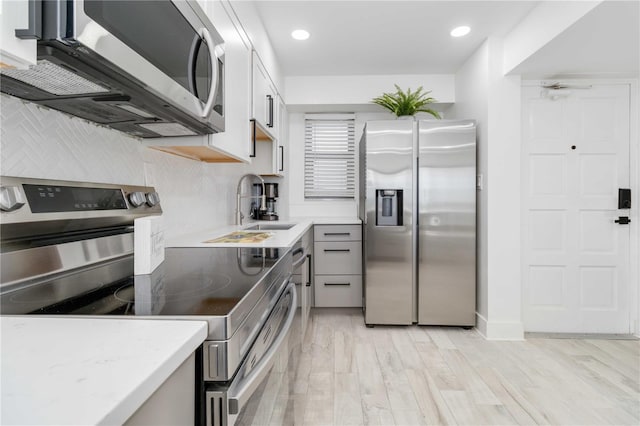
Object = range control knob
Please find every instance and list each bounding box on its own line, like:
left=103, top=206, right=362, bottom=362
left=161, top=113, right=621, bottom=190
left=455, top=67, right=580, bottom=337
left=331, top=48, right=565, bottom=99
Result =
left=128, top=191, right=147, bottom=208
left=0, top=186, right=26, bottom=212
left=145, top=191, right=161, bottom=207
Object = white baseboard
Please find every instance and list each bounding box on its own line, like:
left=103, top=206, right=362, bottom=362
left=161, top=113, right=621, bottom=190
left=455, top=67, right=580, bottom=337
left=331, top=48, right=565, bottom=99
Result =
left=475, top=312, right=488, bottom=337
left=475, top=312, right=525, bottom=340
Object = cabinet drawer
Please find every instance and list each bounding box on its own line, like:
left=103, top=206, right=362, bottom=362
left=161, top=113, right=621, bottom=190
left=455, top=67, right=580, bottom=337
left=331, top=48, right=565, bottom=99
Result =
left=314, top=242, right=361, bottom=275
left=315, top=275, right=362, bottom=307
left=314, top=225, right=361, bottom=242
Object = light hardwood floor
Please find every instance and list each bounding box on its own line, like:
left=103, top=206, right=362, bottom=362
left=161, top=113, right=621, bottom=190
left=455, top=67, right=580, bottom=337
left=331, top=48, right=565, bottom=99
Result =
left=287, top=308, right=640, bottom=426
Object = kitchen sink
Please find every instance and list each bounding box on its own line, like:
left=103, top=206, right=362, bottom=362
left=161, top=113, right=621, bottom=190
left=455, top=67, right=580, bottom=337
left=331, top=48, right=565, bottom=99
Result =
left=244, top=223, right=296, bottom=231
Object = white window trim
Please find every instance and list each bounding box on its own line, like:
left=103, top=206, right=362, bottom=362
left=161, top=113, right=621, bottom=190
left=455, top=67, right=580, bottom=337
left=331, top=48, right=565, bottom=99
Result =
left=304, top=115, right=356, bottom=199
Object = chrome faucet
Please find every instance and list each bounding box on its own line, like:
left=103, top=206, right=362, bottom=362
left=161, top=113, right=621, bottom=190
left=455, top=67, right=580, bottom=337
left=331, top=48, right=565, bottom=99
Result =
left=236, top=174, right=266, bottom=225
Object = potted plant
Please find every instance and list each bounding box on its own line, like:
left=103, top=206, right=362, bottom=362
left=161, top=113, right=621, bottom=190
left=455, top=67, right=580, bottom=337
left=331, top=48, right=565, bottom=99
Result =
left=372, top=84, right=441, bottom=119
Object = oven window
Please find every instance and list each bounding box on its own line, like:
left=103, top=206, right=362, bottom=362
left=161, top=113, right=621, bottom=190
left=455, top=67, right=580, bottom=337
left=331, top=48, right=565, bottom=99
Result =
left=84, top=0, right=211, bottom=103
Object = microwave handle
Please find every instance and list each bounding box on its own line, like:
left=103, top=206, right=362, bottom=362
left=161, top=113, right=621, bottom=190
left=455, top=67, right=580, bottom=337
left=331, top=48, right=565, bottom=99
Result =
left=197, top=27, right=218, bottom=118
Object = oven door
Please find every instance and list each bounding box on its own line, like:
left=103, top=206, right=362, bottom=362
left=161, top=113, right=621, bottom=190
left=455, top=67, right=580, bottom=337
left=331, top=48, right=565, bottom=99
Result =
left=205, top=281, right=300, bottom=426
left=70, top=0, right=224, bottom=130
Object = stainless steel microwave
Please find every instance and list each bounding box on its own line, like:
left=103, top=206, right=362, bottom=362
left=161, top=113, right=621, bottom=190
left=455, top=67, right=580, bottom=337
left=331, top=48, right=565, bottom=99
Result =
left=1, top=0, right=225, bottom=138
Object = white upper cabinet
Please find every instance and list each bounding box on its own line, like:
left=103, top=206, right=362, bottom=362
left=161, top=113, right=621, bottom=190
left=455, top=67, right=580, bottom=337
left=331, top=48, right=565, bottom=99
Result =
left=249, top=51, right=289, bottom=176
left=276, top=95, right=288, bottom=175
left=207, top=0, right=252, bottom=161
left=251, top=94, right=287, bottom=177
left=0, top=0, right=37, bottom=69
left=251, top=51, right=278, bottom=139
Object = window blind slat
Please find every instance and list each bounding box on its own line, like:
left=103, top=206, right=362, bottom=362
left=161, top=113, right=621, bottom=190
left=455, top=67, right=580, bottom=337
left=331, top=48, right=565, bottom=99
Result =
left=304, top=119, right=355, bottom=199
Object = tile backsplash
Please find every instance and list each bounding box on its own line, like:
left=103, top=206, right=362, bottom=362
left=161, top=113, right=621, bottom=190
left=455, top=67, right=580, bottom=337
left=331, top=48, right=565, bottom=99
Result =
left=0, top=95, right=255, bottom=240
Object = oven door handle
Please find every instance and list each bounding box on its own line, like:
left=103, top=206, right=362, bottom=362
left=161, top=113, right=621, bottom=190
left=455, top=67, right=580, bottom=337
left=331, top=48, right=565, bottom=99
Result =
left=227, top=282, right=297, bottom=415
left=292, top=247, right=309, bottom=269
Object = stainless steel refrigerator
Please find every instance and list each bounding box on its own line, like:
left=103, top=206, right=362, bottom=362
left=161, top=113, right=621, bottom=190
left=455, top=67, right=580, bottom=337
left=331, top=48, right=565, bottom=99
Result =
left=359, top=119, right=476, bottom=326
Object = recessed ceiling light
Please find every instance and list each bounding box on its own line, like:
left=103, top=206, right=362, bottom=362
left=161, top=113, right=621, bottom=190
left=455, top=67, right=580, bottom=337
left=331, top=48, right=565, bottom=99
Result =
left=291, top=29, right=310, bottom=41
left=450, top=26, right=471, bottom=37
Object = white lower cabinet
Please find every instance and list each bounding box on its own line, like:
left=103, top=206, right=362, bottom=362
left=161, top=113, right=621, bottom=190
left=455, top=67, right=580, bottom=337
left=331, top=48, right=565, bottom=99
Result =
left=313, top=225, right=362, bottom=307
left=314, top=241, right=362, bottom=274
left=124, top=353, right=195, bottom=426
left=315, top=275, right=362, bottom=307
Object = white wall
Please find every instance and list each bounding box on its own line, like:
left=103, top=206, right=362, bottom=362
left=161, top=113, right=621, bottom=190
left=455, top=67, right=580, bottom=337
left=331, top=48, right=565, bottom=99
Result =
left=503, top=1, right=601, bottom=74
left=449, top=38, right=524, bottom=340
left=486, top=37, right=523, bottom=339
left=634, top=81, right=640, bottom=337
left=448, top=41, right=490, bottom=325
left=288, top=110, right=420, bottom=218
left=288, top=113, right=356, bottom=218
left=285, top=74, right=454, bottom=110
left=285, top=73, right=454, bottom=218
left=0, top=95, right=255, bottom=241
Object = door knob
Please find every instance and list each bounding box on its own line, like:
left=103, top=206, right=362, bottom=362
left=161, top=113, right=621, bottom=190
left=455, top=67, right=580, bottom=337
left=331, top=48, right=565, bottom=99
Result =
left=614, top=216, right=631, bottom=225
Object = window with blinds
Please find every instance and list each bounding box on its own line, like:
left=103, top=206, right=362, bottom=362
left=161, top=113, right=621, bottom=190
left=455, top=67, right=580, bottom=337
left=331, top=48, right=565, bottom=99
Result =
left=304, top=116, right=356, bottom=199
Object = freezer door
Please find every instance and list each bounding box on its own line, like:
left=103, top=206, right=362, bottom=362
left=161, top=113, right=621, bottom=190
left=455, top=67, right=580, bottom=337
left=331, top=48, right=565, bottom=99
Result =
left=417, top=120, right=476, bottom=326
left=363, top=120, right=414, bottom=325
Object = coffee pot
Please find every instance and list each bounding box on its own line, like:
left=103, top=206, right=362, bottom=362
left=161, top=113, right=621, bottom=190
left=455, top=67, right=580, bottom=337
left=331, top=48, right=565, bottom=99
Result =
left=251, top=183, right=279, bottom=221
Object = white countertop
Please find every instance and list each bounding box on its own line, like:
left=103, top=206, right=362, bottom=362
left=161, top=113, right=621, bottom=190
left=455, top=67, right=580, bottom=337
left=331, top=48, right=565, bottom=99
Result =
left=168, top=217, right=361, bottom=248
left=0, top=317, right=207, bottom=426
left=292, top=216, right=361, bottom=225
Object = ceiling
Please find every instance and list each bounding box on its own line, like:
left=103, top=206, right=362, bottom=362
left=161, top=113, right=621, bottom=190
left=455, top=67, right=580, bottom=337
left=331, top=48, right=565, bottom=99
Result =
left=252, top=1, right=538, bottom=76
left=511, top=1, right=640, bottom=78
left=252, top=0, right=639, bottom=78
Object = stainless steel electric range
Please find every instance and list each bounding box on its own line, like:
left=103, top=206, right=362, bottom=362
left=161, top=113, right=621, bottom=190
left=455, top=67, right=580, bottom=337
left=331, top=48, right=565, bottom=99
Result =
left=0, top=176, right=301, bottom=426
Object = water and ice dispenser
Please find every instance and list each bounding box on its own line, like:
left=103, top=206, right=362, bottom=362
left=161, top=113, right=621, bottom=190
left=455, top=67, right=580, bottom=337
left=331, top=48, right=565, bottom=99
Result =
left=376, top=189, right=403, bottom=226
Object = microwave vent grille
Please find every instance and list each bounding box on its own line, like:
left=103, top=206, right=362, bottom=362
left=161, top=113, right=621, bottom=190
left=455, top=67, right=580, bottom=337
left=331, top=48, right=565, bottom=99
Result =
left=138, top=122, right=198, bottom=137
left=1, top=60, right=110, bottom=96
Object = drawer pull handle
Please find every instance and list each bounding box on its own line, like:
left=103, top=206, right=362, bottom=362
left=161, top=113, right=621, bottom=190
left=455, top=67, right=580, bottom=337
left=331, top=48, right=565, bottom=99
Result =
left=250, top=119, right=257, bottom=158
left=324, top=249, right=350, bottom=253
left=324, top=232, right=351, bottom=236
left=324, top=282, right=351, bottom=286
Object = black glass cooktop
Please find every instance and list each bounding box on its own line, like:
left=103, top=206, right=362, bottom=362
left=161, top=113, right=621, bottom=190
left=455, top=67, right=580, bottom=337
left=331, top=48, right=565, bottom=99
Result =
left=1, top=247, right=288, bottom=316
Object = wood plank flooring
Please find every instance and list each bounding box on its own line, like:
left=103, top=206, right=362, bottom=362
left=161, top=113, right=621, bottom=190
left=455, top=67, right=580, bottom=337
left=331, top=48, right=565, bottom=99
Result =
left=281, top=308, right=640, bottom=426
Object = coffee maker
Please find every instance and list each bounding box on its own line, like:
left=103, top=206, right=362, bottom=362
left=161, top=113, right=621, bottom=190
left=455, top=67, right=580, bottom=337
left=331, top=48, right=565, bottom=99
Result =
left=252, top=183, right=279, bottom=221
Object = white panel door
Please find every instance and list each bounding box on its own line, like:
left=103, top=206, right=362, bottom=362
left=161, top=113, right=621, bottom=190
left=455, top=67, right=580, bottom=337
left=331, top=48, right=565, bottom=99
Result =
left=522, top=84, right=631, bottom=333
